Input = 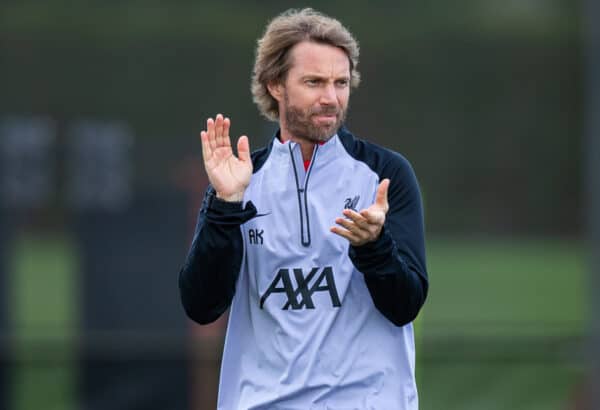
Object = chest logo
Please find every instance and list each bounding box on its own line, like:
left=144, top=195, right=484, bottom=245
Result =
left=259, top=266, right=341, bottom=310
left=248, top=228, right=264, bottom=245
left=344, top=195, right=360, bottom=211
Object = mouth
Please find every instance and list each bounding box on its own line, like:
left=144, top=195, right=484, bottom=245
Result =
left=312, top=113, right=338, bottom=123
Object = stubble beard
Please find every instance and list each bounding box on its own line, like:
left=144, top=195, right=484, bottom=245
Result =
left=283, top=93, right=347, bottom=144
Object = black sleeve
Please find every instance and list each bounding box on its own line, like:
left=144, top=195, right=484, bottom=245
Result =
left=178, top=186, right=256, bottom=324
left=349, top=158, right=429, bottom=326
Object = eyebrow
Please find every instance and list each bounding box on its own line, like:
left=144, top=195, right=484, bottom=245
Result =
left=300, top=73, right=350, bottom=80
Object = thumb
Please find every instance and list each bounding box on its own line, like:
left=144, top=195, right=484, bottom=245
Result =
left=237, top=135, right=251, bottom=162
left=375, top=179, right=390, bottom=209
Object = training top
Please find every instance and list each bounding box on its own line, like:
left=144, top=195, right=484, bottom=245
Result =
left=179, top=126, right=428, bottom=410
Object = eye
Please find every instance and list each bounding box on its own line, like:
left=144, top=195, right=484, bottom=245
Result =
left=305, top=79, right=319, bottom=86
left=336, top=79, right=349, bottom=88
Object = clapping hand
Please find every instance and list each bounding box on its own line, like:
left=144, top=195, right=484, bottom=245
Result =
left=200, top=114, right=252, bottom=202
left=331, top=179, right=390, bottom=246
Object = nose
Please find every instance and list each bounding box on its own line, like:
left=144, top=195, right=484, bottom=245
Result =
left=319, top=83, right=337, bottom=105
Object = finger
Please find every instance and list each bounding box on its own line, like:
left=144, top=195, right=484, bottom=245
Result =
left=330, top=226, right=361, bottom=244
left=237, top=135, right=251, bottom=162
left=375, top=178, right=390, bottom=209
left=342, top=209, right=370, bottom=229
left=335, top=216, right=357, bottom=232
left=200, top=130, right=212, bottom=165
left=359, top=208, right=385, bottom=225
left=215, top=113, right=224, bottom=147
left=222, top=117, right=232, bottom=147
left=335, top=217, right=369, bottom=241
left=207, top=118, right=216, bottom=151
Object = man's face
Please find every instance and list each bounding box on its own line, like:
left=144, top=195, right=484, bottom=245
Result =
left=272, top=41, right=351, bottom=143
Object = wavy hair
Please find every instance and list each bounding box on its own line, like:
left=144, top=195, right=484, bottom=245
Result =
left=251, top=8, right=360, bottom=121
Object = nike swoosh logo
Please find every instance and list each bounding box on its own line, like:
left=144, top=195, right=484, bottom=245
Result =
left=254, top=212, right=272, bottom=218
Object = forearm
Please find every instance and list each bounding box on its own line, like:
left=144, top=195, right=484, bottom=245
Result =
left=350, top=227, right=427, bottom=326
left=178, top=189, right=256, bottom=324
left=349, top=157, right=429, bottom=326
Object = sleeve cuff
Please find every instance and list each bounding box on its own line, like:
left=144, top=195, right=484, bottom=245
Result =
left=352, top=225, right=394, bottom=256
left=205, top=191, right=257, bottom=225
left=349, top=226, right=401, bottom=275
left=209, top=196, right=244, bottom=212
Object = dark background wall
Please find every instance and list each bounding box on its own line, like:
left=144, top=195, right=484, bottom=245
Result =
left=0, top=0, right=583, bottom=235
left=0, top=1, right=588, bottom=409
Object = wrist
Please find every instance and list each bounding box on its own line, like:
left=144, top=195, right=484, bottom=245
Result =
left=216, top=191, right=244, bottom=202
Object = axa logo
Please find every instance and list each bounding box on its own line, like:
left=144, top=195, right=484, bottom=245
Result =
left=344, top=195, right=360, bottom=211
left=259, top=266, right=341, bottom=310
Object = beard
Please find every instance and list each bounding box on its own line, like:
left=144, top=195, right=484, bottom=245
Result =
left=283, top=92, right=347, bottom=144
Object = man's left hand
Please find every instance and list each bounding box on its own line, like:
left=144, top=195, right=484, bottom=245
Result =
left=331, top=179, right=390, bottom=246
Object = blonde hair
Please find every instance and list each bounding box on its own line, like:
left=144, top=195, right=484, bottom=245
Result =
left=251, top=8, right=361, bottom=121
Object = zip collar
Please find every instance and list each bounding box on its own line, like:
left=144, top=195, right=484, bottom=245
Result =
left=271, top=131, right=340, bottom=163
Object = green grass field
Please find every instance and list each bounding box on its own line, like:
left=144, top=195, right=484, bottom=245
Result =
left=6, top=233, right=586, bottom=409
left=8, top=233, right=78, bottom=410
left=419, top=236, right=585, bottom=410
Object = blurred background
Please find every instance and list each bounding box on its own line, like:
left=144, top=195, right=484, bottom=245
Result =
left=0, top=0, right=593, bottom=409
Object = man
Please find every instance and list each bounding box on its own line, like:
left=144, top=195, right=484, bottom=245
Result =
left=179, top=8, right=428, bottom=409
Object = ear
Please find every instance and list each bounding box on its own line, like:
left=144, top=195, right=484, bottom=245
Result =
left=267, top=81, right=283, bottom=102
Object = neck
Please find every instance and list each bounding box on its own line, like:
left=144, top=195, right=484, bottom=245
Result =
left=280, top=129, right=316, bottom=162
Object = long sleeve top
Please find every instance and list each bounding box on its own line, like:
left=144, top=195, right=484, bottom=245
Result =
left=179, top=126, right=428, bottom=410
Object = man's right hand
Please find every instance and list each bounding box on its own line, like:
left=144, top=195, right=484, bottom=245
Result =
left=200, top=113, right=253, bottom=202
